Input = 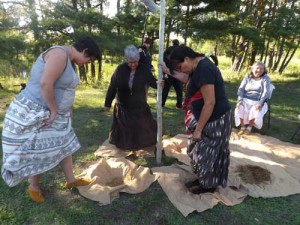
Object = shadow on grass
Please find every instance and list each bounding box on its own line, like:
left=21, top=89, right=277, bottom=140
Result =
left=1, top=82, right=299, bottom=225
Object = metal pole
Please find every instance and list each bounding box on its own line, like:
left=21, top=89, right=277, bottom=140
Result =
left=156, top=0, right=165, bottom=165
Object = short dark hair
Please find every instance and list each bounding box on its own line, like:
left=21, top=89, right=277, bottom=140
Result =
left=73, top=36, right=101, bottom=60
left=144, top=37, right=151, bottom=44
left=163, top=45, right=178, bottom=73
left=172, top=39, right=179, bottom=46
left=170, top=46, right=218, bottom=67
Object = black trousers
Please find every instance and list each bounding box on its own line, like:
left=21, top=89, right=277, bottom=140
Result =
left=162, top=76, right=183, bottom=108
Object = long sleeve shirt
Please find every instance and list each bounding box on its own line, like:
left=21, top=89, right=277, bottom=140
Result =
left=104, top=62, right=157, bottom=109
left=237, top=74, right=271, bottom=106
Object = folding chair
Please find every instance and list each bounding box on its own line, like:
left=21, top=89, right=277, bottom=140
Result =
left=265, top=83, right=275, bottom=129
left=290, top=115, right=300, bottom=140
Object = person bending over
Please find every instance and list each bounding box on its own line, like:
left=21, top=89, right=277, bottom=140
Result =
left=2, top=36, right=101, bottom=203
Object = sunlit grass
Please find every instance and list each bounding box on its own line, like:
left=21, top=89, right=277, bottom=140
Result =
left=0, top=56, right=300, bottom=225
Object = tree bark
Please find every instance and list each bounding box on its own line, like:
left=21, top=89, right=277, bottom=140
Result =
left=273, top=36, right=285, bottom=71
left=279, top=40, right=299, bottom=74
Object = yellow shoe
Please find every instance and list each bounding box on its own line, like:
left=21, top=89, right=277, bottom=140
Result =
left=238, top=129, right=245, bottom=135
left=244, top=129, right=251, bottom=135
left=27, top=187, right=45, bottom=203
left=64, top=178, right=92, bottom=189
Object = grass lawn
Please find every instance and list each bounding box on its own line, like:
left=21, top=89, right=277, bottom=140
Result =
left=0, top=67, right=300, bottom=225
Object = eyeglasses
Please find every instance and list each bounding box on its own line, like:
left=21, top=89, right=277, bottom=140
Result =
left=127, top=60, right=139, bottom=65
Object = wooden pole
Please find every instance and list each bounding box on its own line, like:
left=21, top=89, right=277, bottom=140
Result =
left=156, top=0, right=165, bottom=165
left=139, top=0, right=164, bottom=165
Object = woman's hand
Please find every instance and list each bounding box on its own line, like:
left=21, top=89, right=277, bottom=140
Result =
left=44, top=110, right=57, bottom=128
left=159, top=62, right=171, bottom=75
left=237, top=101, right=243, bottom=107
left=156, top=79, right=165, bottom=87
left=192, top=129, right=202, bottom=141
left=255, top=104, right=261, bottom=110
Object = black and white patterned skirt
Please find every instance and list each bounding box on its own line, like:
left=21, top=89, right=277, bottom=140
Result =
left=185, top=110, right=232, bottom=188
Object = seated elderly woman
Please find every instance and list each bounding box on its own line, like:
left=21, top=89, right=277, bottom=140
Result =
left=104, top=45, right=159, bottom=150
left=235, top=61, right=271, bottom=135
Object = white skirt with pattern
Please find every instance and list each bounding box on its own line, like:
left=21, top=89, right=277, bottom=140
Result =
left=1, top=93, right=81, bottom=187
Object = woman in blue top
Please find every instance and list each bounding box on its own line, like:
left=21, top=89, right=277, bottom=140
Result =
left=161, top=46, right=232, bottom=194
left=2, top=36, right=100, bottom=203
left=234, top=61, right=271, bottom=135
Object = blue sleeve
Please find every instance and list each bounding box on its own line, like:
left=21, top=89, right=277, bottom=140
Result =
left=237, top=75, right=248, bottom=102
left=259, top=75, right=271, bottom=105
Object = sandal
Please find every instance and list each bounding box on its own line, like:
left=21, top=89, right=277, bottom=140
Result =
left=64, top=178, right=92, bottom=189
left=27, top=187, right=45, bottom=203
left=238, top=129, right=245, bottom=135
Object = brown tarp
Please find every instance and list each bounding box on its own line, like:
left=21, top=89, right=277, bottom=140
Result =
left=78, top=132, right=300, bottom=216
left=155, top=130, right=300, bottom=216
left=94, top=138, right=155, bottom=158
left=77, top=157, right=157, bottom=205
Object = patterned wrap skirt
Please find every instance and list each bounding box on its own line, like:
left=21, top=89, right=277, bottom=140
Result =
left=1, top=93, right=81, bottom=187
left=185, top=109, right=232, bottom=188
left=109, top=103, right=157, bottom=150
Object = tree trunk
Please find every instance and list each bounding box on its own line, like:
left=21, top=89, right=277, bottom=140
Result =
left=231, top=36, right=247, bottom=72
left=98, top=54, right=102, bottom=80
left=91, top=62, right=95, bottom=79
left=184, top=4, right=190, bottom=45
left=79, top=66, right=88, bottom=83
left=86, top=0, right=91, bottom=8
left=249, top=48, right=256, bottom=66
left=273, top=36, right=285, bottom=71
left=72, top=0, right=78, bottom=11
left=238, top=42, right=249, bottom=73
left=116, top=0, right=121, bottom=34
left=263, top=37, right=271, bottom=65
left=279, top=40, right=299, bottom=74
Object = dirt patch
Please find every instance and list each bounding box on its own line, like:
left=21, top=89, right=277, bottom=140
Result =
left=236, top=165, right=271, bottom=185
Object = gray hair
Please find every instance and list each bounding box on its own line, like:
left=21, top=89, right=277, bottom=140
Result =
left=124, top=45, right=140, bottom=60
left=251, top=61, right=265, bottom=70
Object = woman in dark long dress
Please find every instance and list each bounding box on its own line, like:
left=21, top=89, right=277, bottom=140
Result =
left=104, top=45, right=158, bottom=150
left=161, top=46, right=232, bottom=194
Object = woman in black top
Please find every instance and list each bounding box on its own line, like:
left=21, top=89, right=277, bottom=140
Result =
left=104, top=45, right=158, bottom=150
left=162, top=46, right=232, bottom=194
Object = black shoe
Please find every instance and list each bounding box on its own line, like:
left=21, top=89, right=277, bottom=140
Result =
left=185, top=179, right=200, bottom=188
left=186, top=181, right=216, bottom=195
left=189, top=186, right=216, bottom=195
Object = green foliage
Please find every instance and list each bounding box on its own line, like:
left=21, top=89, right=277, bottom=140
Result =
left=0, top=0, right=299, bottom=78
left=191, top=18, right=232, bottom=40
left=231, top=26, right=264, bottom=49
left=194, top=0, right=240, bottom=14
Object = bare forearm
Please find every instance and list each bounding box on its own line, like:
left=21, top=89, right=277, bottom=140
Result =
left=160, top=63, right=189, bottom=83
left=41, top=83, right=57, bottom=113
left=195, top=103, right=214, bottom=133
left=171, top=71, right=189, bottom=83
